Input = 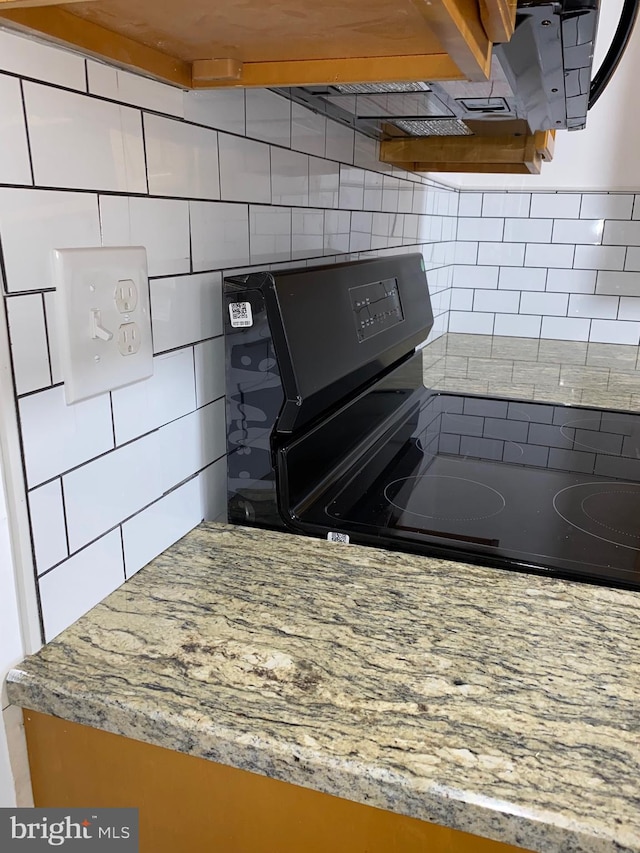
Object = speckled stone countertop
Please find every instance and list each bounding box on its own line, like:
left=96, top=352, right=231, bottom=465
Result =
left=7, top=523, right=640, bottom=853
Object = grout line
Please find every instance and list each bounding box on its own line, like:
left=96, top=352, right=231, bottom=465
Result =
left=140, top=110, right=150, bottom=195
left=39, top=292, right=54, bottom=387
left=119, top=525, right=127, bottom=581
left=18, top=79, right=36, bottom=186
left=59, top=476, right=71, bottom=559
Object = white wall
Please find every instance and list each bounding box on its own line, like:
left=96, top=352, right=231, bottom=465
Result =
left=447, top=0, right=640, bottom=191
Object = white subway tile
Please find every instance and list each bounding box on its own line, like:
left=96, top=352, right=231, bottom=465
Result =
left=291, top=103, right=325, bottom=157
left=144, top=114, right=220, bottom=200
left=7, top=295, right=51, bottom=395
left=100, top=196, right=190, bottom=276
left=449, top=311, right=494, bottom=334
left=596, top=271, right=640, bottom=296
left=271, top=148, right=308, bottom=206
left=494, top=314, right=541, bottom=338
left=353, top=134, right=379, bottom=171
left=44, top=291, right=63, bottom=385
left=498, top=267, right=546, bottom=291
left=530, top=193, right=581, bottom=219
left=634, top=196, right=640, bottom=220
left=455, top=242, right=478, bottom=264
left=547, top=268, right=596, bottom=294
left=183, top=89, right=244, bottom=134
left=403, top=214, right=419, bottom=241
left=503, top=218, right=551, bottom=244
left=524, top=243, right=574, bottom=268
left=580, top=193, right=633, bottom=220
left=28, top=480, right=67, bottom=575
left=325, top=120, right=354, bottom=163
left=199, top=456, right=227, bottom=522
left=458, top=192, right=482, bottom=217
left=450, top=289, right=473, bottom=310
left=24, top=83, right=146, bottom=193
left=0, top=29, right=86, bottom=91
left=568, top=294, right=619, bottom=319
left=194, top=336, right=225, bottom=407
left=541, top=316, right=590, bottom=341
left=151, top=272, right=222, bottom=353
left=190, top=201, right=249, bottom=271
left=473, top=290, right=520, bottom=313
left=626, top=248, right=640, bottom=271
left=603, top=220, right=640, bottom=246
left=63, top=431, right=163, bottom=552
left=245, top=89, right=291, bottom=147
left=0, top=188, right=100, bottom=293
left=111, top=349, right=196, bottom=445
left=618, top=297, right=640, bottom=321
left=458, top=218, right=504, bottom=242
left=0, top=74, right=31, bottom=185
left=589, top=319, right=640, bottom=345
left=88, top=61, right=184, bottom=116
left=292, top=208, right=324, bottom=257
left=397, top=181, right=414, bottom=214
left=324, top=210, right=351, bottom=254
left=381, top=175, right=400, bottom=213
left=19, top=386, right=113, bottom=487
left=482, top=193, right=530, bottom=218
left=363, top=170, right=383, bottom=211
left=250, top=205, right=291, bottom=264
left=521, top=292, right=568, bottom=316
left=39, top=531, right=124, bottom=642
left=219, top=134, right=271, bottom=203
left=122, top=478, right=201, bottom=578
left=339, top=165, right=365, bottom=210
left=158, top=399, right=226, bottom=493
left=574, top=245, right=626, bottom=271
left=552, top=219, right=604, bottom=245
left=453, top=265, right=499, bottom=289
left=478, top=243, right=525, bottom=267
left=309, top=157, right=339, bottom=208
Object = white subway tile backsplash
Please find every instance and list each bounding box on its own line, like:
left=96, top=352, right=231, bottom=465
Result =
left=473, top=290, right=520, bottom=313
left=291, top=103, right=325, bottom=157
left=589, top=319, right=640, bottom=345
left=122, top=478, right=202, bottom=578
left=63, top=431, right=163, bottom=552
left=28, top=480, right=68, bottom=575
left=25, top=83, right=147, bottom=193
left=144, top=114, right=220, bottom=199
left=271, top=148, right=309, bottom=206
left=20, top=386, right=113, bottom=487
left=568, top=294, right=619, bottom=320
left=596, top=271, right=640, bottom=296
left=458, top=192, right=482, bottom=217
left=397, top=181, right=414, bottom=214
left=541, top=316, right=591, bottom=341
left=618, top=297, right=640, bottom=321
left=521, top=292, right=568, bottom=317
left=250, top=205, right=292, bottom=263
left=524, top=243, right=574, bottom=269
left=39, top=531, right=124, bottom=642
left=457, top=218, right=504, bottom=242
left=493, top=314, right=542, bottom=338
left=530, top=193, right=581, bottom=219
left=292, top=208, right=324, bottom=258
left=112, top=349, right=196, bottom=445
left=190, top=201, right=249, bottom=271
left=603, top=220, right=640, bottom=246
left=626, top=248, right=640, bottom=271
left=455, top=242, right=479, bottom=264
left=478, top=242, right=524, bottom=267
left=0, top=74, right=31, bottom=185
left=219, top=134, right=271, bottom=203
left=308, top=157, right=339, bottom=208
left=150, top=272, right=222, bottom=353
left=498, top=267, right=546, bottom=291
left=199, top=456, right=227, bottom=522
left=363, top=170, right=383, bottom=211
left=449, top=311, right=494, bottom=334
left=194, top=336, right=225, bottom=408
left=158, top=399, right=226, bottom=494
left=339, top=165, right=365, bottom=210
left=183, top=89, right=245, bottom=134
left=450, top=289, right=473, bottom=310
left=88, top=61, right=184, bottom=117
left=0, top=188, right=101, bottom=293
left=552, top=219, right=604, bottom=245
left=353, top=134, right=379, bottom=172
left=504, top=218, right=551, bottom=244
left=381, top=175, right=399, bottom=213
left=574, top=244, right=626, bottom=271
left=43, top=291, right=63, bottom=385
left=482, top=193, right=530, bottom=218
left=546, top=268, right=596, bottom=294
left=580, top=194, right=633, bottom=220
left=325, top=120, right=354, bottom=164
left=412, top=184, right=428, bottom=215
left=245, top=89, right=291, bottom=147
left=324, top=209, right=351, bottom=254
left=0, top=29, right=86, bottom=91
left=7, top=295, right=51, bottom=395
left=453, top=265, right=499, bottom=290
left=100, top=195, right=190, bottom=275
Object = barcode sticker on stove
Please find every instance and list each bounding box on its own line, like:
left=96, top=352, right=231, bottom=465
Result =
left=229, top=301, right=253, bottom=328
left=327, top=532, right=350, bottom=544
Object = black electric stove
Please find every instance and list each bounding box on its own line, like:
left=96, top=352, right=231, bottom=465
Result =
left=224, top=255, right=640, bottom=591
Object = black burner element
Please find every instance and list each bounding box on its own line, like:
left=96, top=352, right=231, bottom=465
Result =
left=384, top=475, right=506, bottom=522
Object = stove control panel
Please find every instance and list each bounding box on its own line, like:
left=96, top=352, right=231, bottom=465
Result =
left=349, top=277, right=404, bottom=342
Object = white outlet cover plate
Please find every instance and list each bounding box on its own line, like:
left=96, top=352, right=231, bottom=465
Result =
left=53, top=246, right=153, bottom=404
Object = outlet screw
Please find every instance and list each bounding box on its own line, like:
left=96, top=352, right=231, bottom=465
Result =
left=94, top=355, right=100, bottom=362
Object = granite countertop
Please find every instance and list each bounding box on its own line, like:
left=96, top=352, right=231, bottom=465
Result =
left=7, top=523, right=640, bottom=853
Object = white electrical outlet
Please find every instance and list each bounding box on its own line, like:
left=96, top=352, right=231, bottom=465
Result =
left=53, top=246, right=153, bottom=404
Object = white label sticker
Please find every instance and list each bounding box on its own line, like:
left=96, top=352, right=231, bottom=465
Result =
left=229, top=301, right=253, bottom=328
left=327, top=532, right=350, bottom=544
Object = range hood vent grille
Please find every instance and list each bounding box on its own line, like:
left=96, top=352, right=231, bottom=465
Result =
left=332, top=81, right=431, bottom=95
left=392, top=118, right=473, bottom=136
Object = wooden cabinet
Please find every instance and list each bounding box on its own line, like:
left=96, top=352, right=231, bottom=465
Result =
left=0, top=0, right=516, bottom=89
